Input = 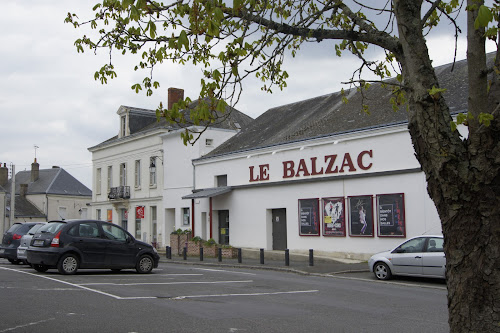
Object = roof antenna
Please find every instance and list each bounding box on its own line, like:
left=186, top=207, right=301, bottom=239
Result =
left=34, top=145, right=39, bottom=162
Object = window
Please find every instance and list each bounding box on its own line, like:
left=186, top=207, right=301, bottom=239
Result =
left=395, top=237, right=426, bottom=253
left=96, top=168, right=102, bottom=195
left=426, top=237, right=444, bottom=252
left=103, top=224, right=128, bottom=242
left=107, top=166, right=113, bottom=191
left=120, top=209, right=128, bottom=230
left=107, top=209, right=113, bottom=223
left=183, top=208, right=190, bottom=226
left=58, top=207, right=67, bottom=220
left=68, top=222, right=100, bottom=238
left=216, top=175, right=227, bottom=187
left=205, top=138, right=213, bottom=146
left=121, top=116, right=127, bottom=137
left=151, top=206, right=157, bottom=245
left=149, top=157, right=157, bottom=186
left=120, top=163, right=127, bottom=186
left=135, top=160, right=141, bottom=187
left=96, top=209, right=101, bottom=221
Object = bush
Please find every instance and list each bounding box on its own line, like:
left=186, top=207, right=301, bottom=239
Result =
left=191, top=236, right=203, bottom=243
left=204, top=238, right=217, bottom=246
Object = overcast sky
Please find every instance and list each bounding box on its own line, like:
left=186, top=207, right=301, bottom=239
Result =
left=0, top=1, right=496, bottom=189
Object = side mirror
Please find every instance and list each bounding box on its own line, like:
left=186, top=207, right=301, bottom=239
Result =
left=395, top=248, right=405, bottom=253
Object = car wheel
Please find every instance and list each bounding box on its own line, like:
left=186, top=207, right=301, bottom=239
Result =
left=8, top=259, right=21, bottom=265
left=33, top=264, right=49, bottom=273
left=58, top=254, right=79, bottom=275
left=136, top=255, right=153, bottom=274
left=374, top=262, right=392, bottom=280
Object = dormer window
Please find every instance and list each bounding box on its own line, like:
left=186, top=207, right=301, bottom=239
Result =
left=205, top=138, right=213, bottom=146
left=121, top=115, right=127, bottom=137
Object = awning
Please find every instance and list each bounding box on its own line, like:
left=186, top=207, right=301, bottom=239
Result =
left=182, top=186, right=232, bottom=199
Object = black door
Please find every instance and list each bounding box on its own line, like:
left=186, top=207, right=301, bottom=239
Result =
left=102, top=223, right=138, bottom=267
left=272, top=209, right=287, bottom=250
left=68, top=222, right=108, bottom=267
left=218, top=210, right=230, bottom=245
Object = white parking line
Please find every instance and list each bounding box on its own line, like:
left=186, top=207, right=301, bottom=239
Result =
left=0, top=318, right=56, bottom=332
left=171, top=290, right=319, bottom=300
left=79, top=280, right=253, bottom=286
left=193, top=268, right=257, bottom=275
left=0, top=267, right=155, bottom=300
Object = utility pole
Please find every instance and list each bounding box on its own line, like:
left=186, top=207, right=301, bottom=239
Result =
left=9, top=164, right=15, bottom=227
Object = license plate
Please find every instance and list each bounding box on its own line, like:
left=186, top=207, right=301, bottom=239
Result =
left=0, top=249, right=4, bottom=254
left=17, top=249, right=25, bottom=255
left=33, top=240, right=44, bottom=246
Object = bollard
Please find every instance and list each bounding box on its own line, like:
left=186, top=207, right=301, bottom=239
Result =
left=238, top=248, right=242, bottom=263
left=285, top=249, right=290, bottom=266
left=183, top=247, right=187, bottom=260
left=168, top=246, right=172, bottom=259
left=309, top=249, right=314, bottom=266
left=166, top=246, right=170, bottom=259
left=260, top=248, right=265, bottom=264
left=218, top=248, right=222, bottom=262
left=200, top=247, right=204, bottom=261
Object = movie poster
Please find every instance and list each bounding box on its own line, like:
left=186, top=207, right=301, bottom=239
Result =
left=377, top=193, right=406, bottom=237
left=322, top=197, right=346, bottom=236
left=299, top=198, right=320, bottom=236
left=348, top=195, right=374, bottom=237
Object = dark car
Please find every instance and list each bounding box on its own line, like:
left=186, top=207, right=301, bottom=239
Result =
left=1, top=222, right=44, bottom=264
left=27, top=219, right=160, bottom=275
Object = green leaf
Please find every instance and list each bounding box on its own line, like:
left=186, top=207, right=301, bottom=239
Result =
left=478, top=113, right=494, bottom=126
left=178, top=30, right=189, bottom=51
left=474, top=5, right=493, bottom=29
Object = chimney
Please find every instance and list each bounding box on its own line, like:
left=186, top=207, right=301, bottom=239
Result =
left=31, top=158, right=39, bottom=182
left=168, top=88, right=184, bottom=109
left=20, top=184, right=28, bottom=197
left=0, top=163, right=8, bottom=187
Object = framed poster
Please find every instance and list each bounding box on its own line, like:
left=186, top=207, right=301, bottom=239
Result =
left=376, top=193, right=406, bottom=237
left=322, top=197, right=346, bottom=236
left=348, top=195, right=374, bottom=237
left=299, top=198, right=320, bottom=236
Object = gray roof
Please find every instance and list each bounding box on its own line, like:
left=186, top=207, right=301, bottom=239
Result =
left=5, top=167, right=91, bottom=197
left=6, top=195, right=46, bottom=219
left=182, top=186, right=232, bottom=199
left=203, top=53, right=494, bottom=158
left=89, top=100, right=254, bottom=150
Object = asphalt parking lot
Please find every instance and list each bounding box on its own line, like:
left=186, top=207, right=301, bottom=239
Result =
left=0, top=258, right=448, bottom=333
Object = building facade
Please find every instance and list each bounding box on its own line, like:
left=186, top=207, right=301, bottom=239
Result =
left=182, top=55, right=477, bottom=260
left=0, top=161, right=92, bottom=233
left=88, top=89, right=253, bottom=248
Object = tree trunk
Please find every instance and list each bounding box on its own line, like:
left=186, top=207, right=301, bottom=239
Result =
left=394, top=1, right=500, bottom=331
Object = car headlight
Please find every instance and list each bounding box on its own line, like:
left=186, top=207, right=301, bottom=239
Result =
left=152, top=247, right=158, bottom=254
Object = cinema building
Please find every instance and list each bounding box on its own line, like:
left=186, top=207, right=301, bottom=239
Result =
left=181, top=57, right=472, bottom=260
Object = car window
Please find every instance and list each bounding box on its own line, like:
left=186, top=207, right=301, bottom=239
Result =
left=426, top=237, right=444, bottom=252
left=17, top=224, right=37, bottom=235
left=28, top=224, right=44, bottom=235
left=38, top=222, right=66, bottom=235
left=102, top=224, right=128, bottom=242
left=68, top=222, right=100, bottom=238
left=396, top=237, right=426, bottom=253
left=6, top=224, right=22, bottom=233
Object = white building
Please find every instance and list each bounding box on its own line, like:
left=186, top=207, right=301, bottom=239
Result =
left=88, top=88, right=253, bottom=248
left=182, top=56, right=474, bottom=260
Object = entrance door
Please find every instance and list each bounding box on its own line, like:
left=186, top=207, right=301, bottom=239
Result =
left=218, top=210, right=229, bottom=245
left=272, top=209, right=287, bottom=250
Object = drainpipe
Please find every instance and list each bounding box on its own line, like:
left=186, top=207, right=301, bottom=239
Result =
left=9, top=164, right=15, bottom=227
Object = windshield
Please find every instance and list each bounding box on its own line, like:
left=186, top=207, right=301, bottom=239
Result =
left=37, top=222, right=65, bottom=235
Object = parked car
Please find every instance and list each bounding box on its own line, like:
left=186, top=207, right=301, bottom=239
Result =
left=1, top=222, right=44, bottom=264
left=27, top=219, right=160, bottom=275
left=368, top=235, right=446, bottom=280
left=17, top=223, right=46, bottom=265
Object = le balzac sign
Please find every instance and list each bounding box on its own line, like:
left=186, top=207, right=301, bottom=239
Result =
left=249, top=150, right=373, bottom=182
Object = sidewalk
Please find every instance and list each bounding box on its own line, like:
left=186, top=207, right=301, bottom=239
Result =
left=158, top=248, right=369, bottom=275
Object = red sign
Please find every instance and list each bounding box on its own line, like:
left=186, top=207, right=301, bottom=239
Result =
left=136, top=206, right=145, bottom=219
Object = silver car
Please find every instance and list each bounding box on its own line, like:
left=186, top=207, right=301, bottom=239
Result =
left=368, top=235, right=446, bottom=280
left=17, top=223, right=45, bottom=264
